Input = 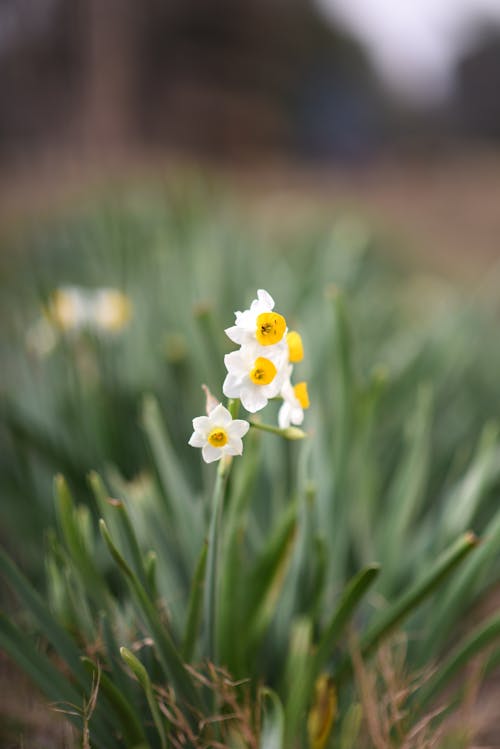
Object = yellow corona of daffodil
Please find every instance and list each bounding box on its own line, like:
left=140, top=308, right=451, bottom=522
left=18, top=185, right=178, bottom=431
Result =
left=287, top=330, right=304, bottom=363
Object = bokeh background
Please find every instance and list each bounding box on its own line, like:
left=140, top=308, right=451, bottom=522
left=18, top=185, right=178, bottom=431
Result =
left=1, top=0, right=500, bottom=269
left=2, top=0, right=500, bottom=162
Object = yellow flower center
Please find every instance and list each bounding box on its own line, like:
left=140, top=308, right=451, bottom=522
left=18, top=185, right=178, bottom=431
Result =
left=294, top=382, right=310, bottom=409
left=287, top=331, right=304, bottom=362
left=207, top=427, right=228, bottom=447
left=256, top=312, right=286, bottom=345
left=50, top=290, right=78, bottom=330
left=96, top=291, right=132, bottom=332
left=250, top=357, right=277, bottom=385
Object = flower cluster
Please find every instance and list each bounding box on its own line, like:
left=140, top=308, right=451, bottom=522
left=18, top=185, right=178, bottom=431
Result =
left=189, top=289, right=309, bottom=463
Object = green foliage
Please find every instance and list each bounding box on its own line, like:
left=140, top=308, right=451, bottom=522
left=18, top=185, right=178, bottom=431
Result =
left=1, top=180, right=500, bottom=746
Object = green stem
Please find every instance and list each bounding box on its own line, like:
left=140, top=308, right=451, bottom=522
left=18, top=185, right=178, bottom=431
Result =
left=250, top=420, right=306, bottom=440
left=204, top=453, right=231, bottom=663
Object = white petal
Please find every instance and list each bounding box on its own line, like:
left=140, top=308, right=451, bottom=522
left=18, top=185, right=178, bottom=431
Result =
left=188, top=432, right=206, bottom=447
left=240, top=386, right=268, bottom=413
left=257, top=289, right=274, bottom=309
left=225, top=325, right=247, bottom=344
left=291, top=406, right=304, bottom=426
left=278, top=402, right=291, bottom=429
left=261, top=378, right=284, bottom=399
left=228, top=419, right=250, bottom=438
left=192, top=416, right=210, bottom=433
left=235, top=309, right=256, bottom=329
left=223, top=373, right=243, bottom=399
left=225, top=436, right=243, bottom=456
left=202, top=444, right=222, bottom=463
left=208, top=403, right=232, bottom=426
left=224, top=349, right=249, bottom=375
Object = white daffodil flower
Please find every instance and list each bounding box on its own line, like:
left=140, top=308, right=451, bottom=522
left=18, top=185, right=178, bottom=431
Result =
left=225, top=289, right=287, bottom=348
left=188, top=403, right=250, bottom=463
left=278, top=371, right=310, bottom=429
left=223, top=341, right=288, bottom=413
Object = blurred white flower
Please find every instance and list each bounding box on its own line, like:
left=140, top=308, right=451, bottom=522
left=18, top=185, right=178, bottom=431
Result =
left=223, top=342, right=288, bottom=413
left=93, top=289, right=132, bottom=332
left=49, top=286, right=90, bottom=331
left=188, top=403, right=250, bottom=463
left=225, top=289, right=287, bottom=348
left=48, top=286, right=132, bottom=334
left=278, top=372, right=310, bottom=429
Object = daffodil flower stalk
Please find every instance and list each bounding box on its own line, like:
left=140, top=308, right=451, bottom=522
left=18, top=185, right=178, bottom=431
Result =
left=201, top=399, right=243, bottom=661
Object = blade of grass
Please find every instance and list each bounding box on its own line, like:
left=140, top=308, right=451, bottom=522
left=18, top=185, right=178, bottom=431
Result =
left=327, top=286, right=354, bottom=581
left=315, top=564, right=380, bottom=672
left=99, top=518, right=200, bottom=709
left=182, top=541, right=208, bottom=662
left=82, top=657, right=149, bottom=749
left=417, top=613, right=500, bottom=712
left=283, top=618, right=314, bottom=746
left=243, top=502, right=298, bottom=660
left=55, top=474, right=109, bottom=607
left=120, top=647, right=168, bottom=749
left=335, top=532, right=478, bottom=685
left=426, top=506, right=500, bottom=659
left=0, top=546, right=88, bottom=687
left=379, top=384, right=433, bottom=590
left=260, top=687, right=285, bottom=749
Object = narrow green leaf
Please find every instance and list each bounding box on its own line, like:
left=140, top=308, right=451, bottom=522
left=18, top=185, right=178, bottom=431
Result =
left=99, top=519, right=200, bottom=709
left=204, top=460, right=229, bottom=663
left=55, top=474, right=109, bottom=606
left=182, top=541, right=208, bottom=662
left=417, top=613, right=500, bottom=711
left=144, top=550, right=159, bottom=602
left=120, top=647, right=168, bottom=749
left=339, top=703, right=363, bottom=749
left=380, top=384, right=433, bottom=587
left=441, top=424, right=500, bottom=542
left=0, top=546, right=88, bottom=687
left=100, top=611, right=137, bottom=707
left=328, top=286, right=354, bottom=581
left=260, top=687, right=285, bottom=749
left=244, top=503, right=298, bottom=655
left=217, top=428, right=261, bottom=671
left=141, top=395, right=200, bottom=541
left=283, top=618, right=314, bottom=746
left=0, top=613, right=84, bottom=717
left=315, top=564, right=380, bottom=671
left=428, top=506, right=500, bottom=659
left=88, top=472, right=150, bottom=591
left=82, top=657, right=149, bottom=748
left=335, top=533, right=478, bottom=684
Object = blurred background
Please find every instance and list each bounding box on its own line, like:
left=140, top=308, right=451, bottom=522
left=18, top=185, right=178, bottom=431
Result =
left=1, top=0, right=500, bottom=267
left=1, top=0, right=500, bottom=164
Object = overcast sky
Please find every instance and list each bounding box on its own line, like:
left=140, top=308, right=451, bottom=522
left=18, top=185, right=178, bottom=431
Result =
left=316, top=0, right=500, bottom=105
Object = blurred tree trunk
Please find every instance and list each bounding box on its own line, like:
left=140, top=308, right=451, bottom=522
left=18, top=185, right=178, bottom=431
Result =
left=80, top=0, right=138, bottom=154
